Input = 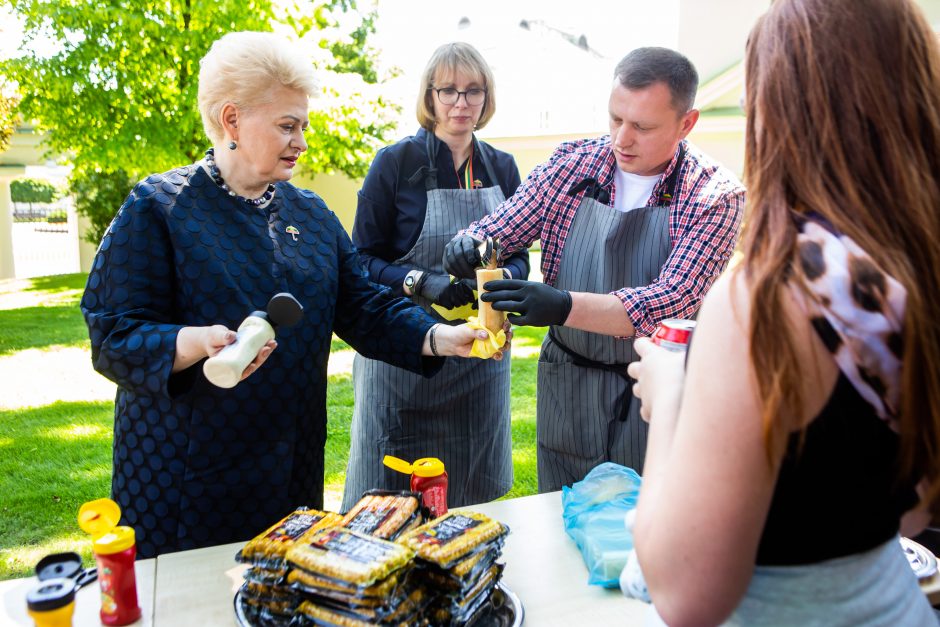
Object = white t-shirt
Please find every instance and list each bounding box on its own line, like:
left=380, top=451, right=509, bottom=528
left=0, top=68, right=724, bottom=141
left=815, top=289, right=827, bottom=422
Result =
left=613, top=168, right=660, bottom=213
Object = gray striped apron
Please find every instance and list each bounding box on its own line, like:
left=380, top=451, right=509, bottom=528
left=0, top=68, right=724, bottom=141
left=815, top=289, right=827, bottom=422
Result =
left=536, top=150, right=683, bottom=491
left=343, top=133, right=513, bottom=510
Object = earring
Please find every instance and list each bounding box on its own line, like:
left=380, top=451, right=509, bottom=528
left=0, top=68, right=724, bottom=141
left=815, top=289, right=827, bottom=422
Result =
left=228, top=141, right=237, bottom=150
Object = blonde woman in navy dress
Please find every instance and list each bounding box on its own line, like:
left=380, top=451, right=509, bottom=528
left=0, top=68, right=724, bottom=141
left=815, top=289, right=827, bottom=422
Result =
left=81, top=32, right=496, bottom=558
left=343, top=43, right=528, bottom=510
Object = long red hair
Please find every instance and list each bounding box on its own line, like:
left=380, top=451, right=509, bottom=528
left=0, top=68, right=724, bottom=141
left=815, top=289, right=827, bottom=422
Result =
left=742, top=0, right=940, bottom=509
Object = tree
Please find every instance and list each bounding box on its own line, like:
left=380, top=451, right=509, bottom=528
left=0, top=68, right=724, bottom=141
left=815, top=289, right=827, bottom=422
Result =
left=0, top=91, right=14, bottom=152
left=0, top=0, right=398, bottom=180
left=11, top=177, right=59, bottom=206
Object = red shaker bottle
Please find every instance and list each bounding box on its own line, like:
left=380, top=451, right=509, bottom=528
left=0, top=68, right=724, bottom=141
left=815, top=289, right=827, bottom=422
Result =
left=383, top=456, right=449, bottom=518
left=77, top=498, right=142, bottom=625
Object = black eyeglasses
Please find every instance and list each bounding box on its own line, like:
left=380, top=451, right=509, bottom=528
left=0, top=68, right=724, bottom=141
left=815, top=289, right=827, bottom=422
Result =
left=429, top=87, right=487, bottom=106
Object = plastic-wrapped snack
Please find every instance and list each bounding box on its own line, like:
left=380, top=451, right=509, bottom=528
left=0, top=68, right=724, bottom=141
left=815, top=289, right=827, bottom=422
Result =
left=430, top=563, right=502, bottom=626
left=289, top=571, right=410, bottom=610
left=238, top=508, right=342, bottom=570
left=340, top=490, right=422, bottom=540
left=286, top=527, right=414, bottom=589
left=397, top=511, right=508, bottom=569
left=287, top=567, right=405, bottom=600
left=242, top=565, right=288, bottom=586
left=294, top=586, right=428, bottom=627
left=423, top=546, right=502, bottom=593
left=238, top=581, right=298, bottom=618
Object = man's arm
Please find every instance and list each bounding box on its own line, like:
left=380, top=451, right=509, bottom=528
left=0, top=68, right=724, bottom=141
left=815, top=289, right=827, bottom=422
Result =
left=564, top=293, right=635, bottom=335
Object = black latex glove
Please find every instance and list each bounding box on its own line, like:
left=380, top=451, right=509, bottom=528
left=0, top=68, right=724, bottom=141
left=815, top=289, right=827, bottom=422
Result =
left=442, top=234, right=484, bottom=279
left=416, top=272, right=476, bottom=309
left=481, top=279, right=573, bottom=327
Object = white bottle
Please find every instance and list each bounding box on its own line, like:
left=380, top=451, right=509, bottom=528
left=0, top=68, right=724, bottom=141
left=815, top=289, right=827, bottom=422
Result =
left=203, top=311, right=274, bottom=389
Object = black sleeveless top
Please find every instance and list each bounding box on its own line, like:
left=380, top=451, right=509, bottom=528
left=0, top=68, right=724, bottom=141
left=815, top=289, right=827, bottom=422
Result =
left=755, top=373, right=918, bottom=565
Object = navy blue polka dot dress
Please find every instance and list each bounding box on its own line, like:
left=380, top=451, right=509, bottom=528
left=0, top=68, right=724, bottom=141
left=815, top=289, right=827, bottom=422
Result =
left=80, top=164, right=441, bottom=559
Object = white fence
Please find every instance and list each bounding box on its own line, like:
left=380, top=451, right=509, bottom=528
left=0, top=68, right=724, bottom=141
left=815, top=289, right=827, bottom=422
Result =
left=10, top=199, right=82, bottom=278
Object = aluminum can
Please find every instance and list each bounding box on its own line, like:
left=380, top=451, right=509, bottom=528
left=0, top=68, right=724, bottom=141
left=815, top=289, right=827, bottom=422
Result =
left=651, top=319, right=696, bottom=352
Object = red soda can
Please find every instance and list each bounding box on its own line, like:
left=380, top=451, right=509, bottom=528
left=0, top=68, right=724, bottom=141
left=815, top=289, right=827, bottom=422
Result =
left=652, top=319, right=696, bottom=352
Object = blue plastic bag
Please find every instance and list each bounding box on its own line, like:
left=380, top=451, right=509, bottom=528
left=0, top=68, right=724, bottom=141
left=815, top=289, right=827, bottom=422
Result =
left=561, top=462, right=642, bottom=587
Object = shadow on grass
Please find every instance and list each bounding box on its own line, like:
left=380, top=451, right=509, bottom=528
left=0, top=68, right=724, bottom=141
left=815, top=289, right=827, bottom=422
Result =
left=0, top=400, right=114, bottom=579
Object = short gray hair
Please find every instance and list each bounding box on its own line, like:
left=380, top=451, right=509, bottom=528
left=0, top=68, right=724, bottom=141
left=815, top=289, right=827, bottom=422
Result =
left=198, top=31, right=318, bottom=143
left=614, top=47, right=698, bottom=114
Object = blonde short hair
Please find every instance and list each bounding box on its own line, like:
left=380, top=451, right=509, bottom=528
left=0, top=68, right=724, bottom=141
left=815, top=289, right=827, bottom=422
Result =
left=416, top=42, right=496, bottom=131
left=198, top=31, right=318, bottom=144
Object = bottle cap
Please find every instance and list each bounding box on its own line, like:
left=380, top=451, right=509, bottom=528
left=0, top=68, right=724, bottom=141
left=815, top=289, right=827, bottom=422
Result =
left=27, top=577, right=76, bottom=612
left=35, top=552, right=83, bottom=581
left=267, top=293, right=304, bottom=328
left=383, top=455, right=445, bottom=478
left=78, top=498, right=136, bottom=554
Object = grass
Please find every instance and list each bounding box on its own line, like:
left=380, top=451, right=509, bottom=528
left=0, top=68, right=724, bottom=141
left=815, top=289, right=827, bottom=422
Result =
left=0, top=272, right=545, bottom=580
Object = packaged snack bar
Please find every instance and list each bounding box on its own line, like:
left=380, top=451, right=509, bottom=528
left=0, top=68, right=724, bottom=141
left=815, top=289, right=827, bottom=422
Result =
left=340, top=491, right=422, bottom=540
left=242, top=566, right=288, bottom=586
left=238, top=581, right=298, bottom=616
left=287, top=568, right=404, bottom=600
left=286, top=528, right=414, bottom=588
left=293, top=586, right=427, bottom=627
left=238, top=508, right=342, bottom=570
left=397, top=511, right=508, bottom=569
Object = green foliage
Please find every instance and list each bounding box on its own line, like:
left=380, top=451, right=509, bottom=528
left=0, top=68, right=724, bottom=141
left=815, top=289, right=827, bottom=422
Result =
left=0, top=91, right=15, bottom=152
left=70, top=167, right=135, bottom=246
left=1, top=0, right=396, bottom=181
left=10, top=178, right=58, bottom=204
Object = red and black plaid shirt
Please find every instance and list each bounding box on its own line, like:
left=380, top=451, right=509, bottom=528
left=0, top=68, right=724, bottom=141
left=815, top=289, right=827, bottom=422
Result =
left=465, top=137, right=745, bottom=335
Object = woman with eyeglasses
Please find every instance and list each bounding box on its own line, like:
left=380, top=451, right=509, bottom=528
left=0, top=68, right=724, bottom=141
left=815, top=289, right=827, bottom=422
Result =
left=343, top=42, right=529, bottom=510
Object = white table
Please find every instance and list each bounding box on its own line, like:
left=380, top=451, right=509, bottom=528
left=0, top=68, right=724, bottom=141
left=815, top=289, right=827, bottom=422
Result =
left=3, top=492, right=937, bottom=625
left=150, top=491, right=647, bottom=625
left=0, top=557, right=155, bottom=626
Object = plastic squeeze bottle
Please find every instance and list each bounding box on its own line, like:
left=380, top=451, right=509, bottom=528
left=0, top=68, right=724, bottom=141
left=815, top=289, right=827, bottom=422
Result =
left=77, top=499, right=141, bottom=626
left=383, top=455, right=449, bottom=518
left=203, top=292, right=304, bottom=389
left=26, top=577, right=77, bottom=627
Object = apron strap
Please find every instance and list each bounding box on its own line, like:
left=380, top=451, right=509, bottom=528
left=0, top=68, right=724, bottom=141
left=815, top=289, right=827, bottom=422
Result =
left=566, top=177, right=611, bottom=205
left=548, top=328, right=633, bottom=422
left=565, top=142, right=687, bottom=208
left=657, top=143, right=685, bottom=206
left=547, top=327, right=631, bottom=378
left=474, top=135, right=500, bottom=187
left=406, top=131, right=440, bottom=190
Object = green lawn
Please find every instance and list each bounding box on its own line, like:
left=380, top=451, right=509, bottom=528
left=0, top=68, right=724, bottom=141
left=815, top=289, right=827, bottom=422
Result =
left=0, top=273, right=544, bottom=580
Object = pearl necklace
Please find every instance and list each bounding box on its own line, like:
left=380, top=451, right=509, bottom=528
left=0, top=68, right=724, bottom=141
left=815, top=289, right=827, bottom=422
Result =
left=204, top=148, right=276, bottom=207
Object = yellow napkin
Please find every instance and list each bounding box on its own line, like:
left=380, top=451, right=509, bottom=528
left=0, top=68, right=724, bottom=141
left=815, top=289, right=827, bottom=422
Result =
left=466, top=316, right=507, bottom=359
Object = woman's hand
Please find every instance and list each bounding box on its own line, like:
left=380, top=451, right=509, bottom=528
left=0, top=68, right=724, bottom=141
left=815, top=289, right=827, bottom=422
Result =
left=239, top=339, right=277, bottom=381
left=626, top=337, right=686, bottom=422
left=173, top=325, right=277, bottom=376
left=423, top=323, right=509, bottom=360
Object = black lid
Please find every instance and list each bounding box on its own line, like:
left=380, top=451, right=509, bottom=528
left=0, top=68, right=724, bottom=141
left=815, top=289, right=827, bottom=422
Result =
left=27, top=577, right=76, bottom=612
left=35, top=552, right=83, bottom=581
left=266, top=292, right=304, bottom=328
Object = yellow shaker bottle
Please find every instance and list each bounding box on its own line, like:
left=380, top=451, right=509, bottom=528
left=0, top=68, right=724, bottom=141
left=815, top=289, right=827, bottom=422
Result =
left=26, top=577, right=76, bottom=627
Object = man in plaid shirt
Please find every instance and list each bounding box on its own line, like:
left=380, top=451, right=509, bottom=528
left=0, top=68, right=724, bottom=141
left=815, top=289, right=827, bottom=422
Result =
left=444, top=48, right=744, bottom=489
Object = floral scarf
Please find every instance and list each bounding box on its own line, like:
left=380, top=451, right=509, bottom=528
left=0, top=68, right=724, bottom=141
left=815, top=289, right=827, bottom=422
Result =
left=794, top=214, right=905, bottom=429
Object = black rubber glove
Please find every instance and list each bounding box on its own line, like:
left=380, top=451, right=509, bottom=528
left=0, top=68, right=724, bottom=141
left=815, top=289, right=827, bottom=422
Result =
left=481, top=279, right=573, bottom=327
left=415, top=272, right=476, bottom=309
left=442, top=234, right=484, bottom=279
